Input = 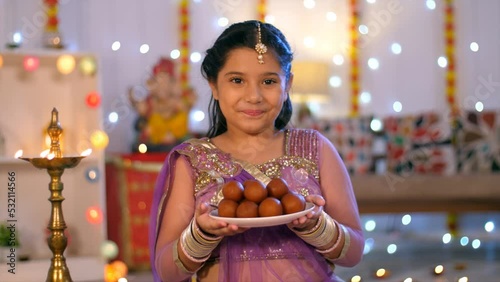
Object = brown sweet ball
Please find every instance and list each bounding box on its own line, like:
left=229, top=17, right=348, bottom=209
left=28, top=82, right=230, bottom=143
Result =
left=236, top=200, right=259, bottom=218
left=281, top=192, right=306, bottom=214
left=258, top=197, right=283, bottom=217
left=243, top=180, right=268, bottom=204
left=221, top=180, right=244, bottom=202
left=217, top=199, right=239, bottom=218
left=266, top=178, right=290, bottom=199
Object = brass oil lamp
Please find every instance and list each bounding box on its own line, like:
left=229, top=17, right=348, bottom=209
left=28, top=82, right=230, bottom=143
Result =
left=20, top=108, right=85, bottom=282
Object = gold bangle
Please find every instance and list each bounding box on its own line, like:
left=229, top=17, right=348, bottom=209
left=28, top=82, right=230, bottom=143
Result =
left=193, top=219, right=223, bottom=243
left=291, top=213, right=324, bottom=236
left=291, top=211, right=337, bottom=249
left=316, top=221, right=342, bottom=254
left=180, top=230, right=211, bottom=263
left=172, top=239, right=197, bottom=274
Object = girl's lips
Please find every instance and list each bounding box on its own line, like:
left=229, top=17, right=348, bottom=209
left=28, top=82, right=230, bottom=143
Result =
left=242, top=110, right=264, bottom=116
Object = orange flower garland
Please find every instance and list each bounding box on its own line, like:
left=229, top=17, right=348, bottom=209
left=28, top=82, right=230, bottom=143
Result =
left=444, top=0, right=458, bottom=118
left=179, top=0, right=190, bottom=90
left=349, top=0, right=360, bottom=117
left=257, top=0, right=267, bottom=22
left=44, top=0, right=59, bottom=33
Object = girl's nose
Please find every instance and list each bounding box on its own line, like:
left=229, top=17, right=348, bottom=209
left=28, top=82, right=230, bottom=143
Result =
left=244, top=83, right=263, bottom=103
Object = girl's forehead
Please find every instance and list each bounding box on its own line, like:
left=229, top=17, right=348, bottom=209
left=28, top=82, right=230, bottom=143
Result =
left=222, top=47, right=283, bottom=73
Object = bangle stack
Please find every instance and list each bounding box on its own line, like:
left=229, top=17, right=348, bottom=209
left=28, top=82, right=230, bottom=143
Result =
left=179, top=219, right=222, bottom=264
left=290, top=211, right=338, bottom=250
left=316, top=220, right=343, bottom=254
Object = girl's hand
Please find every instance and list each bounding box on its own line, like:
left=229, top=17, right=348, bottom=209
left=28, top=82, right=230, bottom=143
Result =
left=195, top=202, right=249, bottom=237
left=287, top=194, right=325, bottom=231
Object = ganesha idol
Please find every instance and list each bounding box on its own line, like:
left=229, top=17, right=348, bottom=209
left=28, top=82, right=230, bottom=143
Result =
left=128, top=58, right=197, bottom=152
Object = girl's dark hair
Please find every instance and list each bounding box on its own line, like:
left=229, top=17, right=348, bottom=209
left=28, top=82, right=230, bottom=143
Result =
left=201, top=20, right=294, bottom=138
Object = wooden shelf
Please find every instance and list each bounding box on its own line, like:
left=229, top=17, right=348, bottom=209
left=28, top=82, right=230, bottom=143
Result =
left=351, top=174, right=500, bottom=214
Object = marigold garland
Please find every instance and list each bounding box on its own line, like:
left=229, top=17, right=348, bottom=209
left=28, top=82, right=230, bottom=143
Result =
left=444, top=0, right=458, bottom=118
left=179, top=0, right=190, bottom=90
left=349, top=0, right=360, bottom=117
left=257, top=0, right=267, bottom=22
left=44, top=0, right=59, bottom=32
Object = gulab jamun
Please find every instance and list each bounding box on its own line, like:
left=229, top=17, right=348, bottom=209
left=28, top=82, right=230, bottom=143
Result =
left=266, top=178, right=290, bottom=199
left=243, top=180, right=268, bottom=204
left=217, top=199, right=239, bottom=217
left=281, top=192, right=306, bottom=214
left=236, top=200, right=259, bottom=218
left=258, top=197, right=283, bottom=217
left=222, top=180, right=244, bottom=202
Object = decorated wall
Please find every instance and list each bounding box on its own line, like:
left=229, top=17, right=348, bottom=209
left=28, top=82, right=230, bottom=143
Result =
left=2, top=0, right=499, bottom=153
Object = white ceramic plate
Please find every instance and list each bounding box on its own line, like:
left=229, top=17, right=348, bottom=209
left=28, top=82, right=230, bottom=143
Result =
left=209, top=202, right=315, bottom=228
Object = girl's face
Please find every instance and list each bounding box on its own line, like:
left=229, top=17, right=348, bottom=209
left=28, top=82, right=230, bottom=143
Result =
left=209, top=47, right=292, bottom=136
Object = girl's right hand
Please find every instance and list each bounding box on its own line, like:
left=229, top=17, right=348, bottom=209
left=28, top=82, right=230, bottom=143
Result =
left=195, top=202, right=249, bottom=237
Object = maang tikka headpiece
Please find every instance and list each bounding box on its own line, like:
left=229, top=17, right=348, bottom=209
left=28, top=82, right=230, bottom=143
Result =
left=255, top=22, right=267, bottom=64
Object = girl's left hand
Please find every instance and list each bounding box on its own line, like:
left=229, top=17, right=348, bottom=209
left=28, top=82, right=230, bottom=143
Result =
left=287, top=194, right=325, bottom=230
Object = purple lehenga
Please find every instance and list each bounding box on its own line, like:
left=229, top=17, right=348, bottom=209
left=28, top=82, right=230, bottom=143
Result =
left=149, top=129, right=345, bottom=281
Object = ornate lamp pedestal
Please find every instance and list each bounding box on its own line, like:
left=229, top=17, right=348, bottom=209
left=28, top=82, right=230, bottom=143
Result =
left=20, top=108, right=85, bottom=282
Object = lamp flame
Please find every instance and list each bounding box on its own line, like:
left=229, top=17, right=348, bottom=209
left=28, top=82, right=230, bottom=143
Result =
left=81, top=148, right=92, bottom=157
left=41, top=149, right=50, bottom=158
left=14, top=150, right=23, bottom=158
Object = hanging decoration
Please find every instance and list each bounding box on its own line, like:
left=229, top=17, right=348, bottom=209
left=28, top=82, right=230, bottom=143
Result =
left=79, top=56, right=98, bottom=76
left=86, top=206, right=103, bottom=224
left=86, top=91, right=101, bottom=108
left=257, top=0, right=267, bottom=22
left=349, top=0, right=360, bottom=117
left=444, top=0, right=458, bottom=119
left=90, top=130, right=109, bottom=150
left=56, top=54, right=76, bottom=75
left=179, top=0, right=190, bottom=90
left=43, top=0, right=64, bottom=48
left=23, top=55, right=40, bottom=72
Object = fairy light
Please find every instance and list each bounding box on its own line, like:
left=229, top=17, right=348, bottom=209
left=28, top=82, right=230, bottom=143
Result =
left=138, top=143, right=148, bottom=154
left=442, top=233, right=452, bottom=244
left=460, top=236, right=469, bottom=246
left=387, top=244, right=397, bottom=254
left=402, top=214, right=412, bottom=225
left=375, top=268, right=390, bottom=278
left=108, top=112, right=119, bottom=123
left=365, top=220, right=376, bottom=232
left=434, top=265, right=444, bottom=275
left=111, top=41, right=121, bottom=51
left=351, top=275, right=362, bottom=282
left=485, top=221, right=495, bottom=232
left=471, top=239, right=481, bottom=249
left=170, top=49, right=181, bottom=59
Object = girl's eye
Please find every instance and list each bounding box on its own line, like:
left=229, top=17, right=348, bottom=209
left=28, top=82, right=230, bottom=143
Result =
left=263, top=79, right=276, bottom=85
left=230, top=78, right=243, bottom=84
